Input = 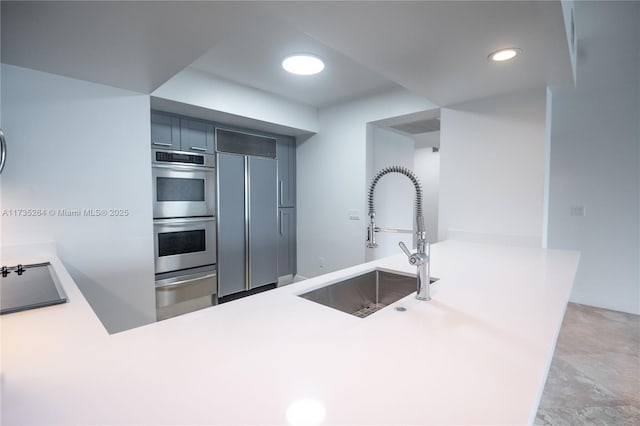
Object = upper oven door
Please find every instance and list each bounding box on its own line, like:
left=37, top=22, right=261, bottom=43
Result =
left=152, top=164, right=215, bottom=219
left=154, top=217, right=217, bottom=274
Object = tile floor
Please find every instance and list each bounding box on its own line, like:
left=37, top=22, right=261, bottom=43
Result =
left=535, top=303, right=640, bottom=425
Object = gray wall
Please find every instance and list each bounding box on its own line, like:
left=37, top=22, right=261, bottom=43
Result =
left=546, top=1, right=640, bottom=314
left=439, top=88, right=547, bottom=247
left=296, top=89, right=436, bottom=278
left=1, top=64, right=156, bottom=332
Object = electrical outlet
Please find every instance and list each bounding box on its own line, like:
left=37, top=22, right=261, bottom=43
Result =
left=319, top=257, right=325, bottom=268
left=348, top=209, right=360, bottom=220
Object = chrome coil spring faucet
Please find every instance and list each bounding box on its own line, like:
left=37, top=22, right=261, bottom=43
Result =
left=366, top=165, right=431, bottom=300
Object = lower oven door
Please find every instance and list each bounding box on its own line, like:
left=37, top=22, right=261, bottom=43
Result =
left=153, top=217, right=216, bottom=274
left=155, top=266, right=217, bottom=321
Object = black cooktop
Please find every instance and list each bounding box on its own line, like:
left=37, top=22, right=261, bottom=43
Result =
left=0, top=262, right=68, bottom=315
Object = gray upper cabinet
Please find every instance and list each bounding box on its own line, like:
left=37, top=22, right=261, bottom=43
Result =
left=151, top=112, right=214, bottom=154
left=276, top=136, right=296, bottom=208
left=151, top=112, right=180, bottom=151
left=180, top=119, right=214, bottom=154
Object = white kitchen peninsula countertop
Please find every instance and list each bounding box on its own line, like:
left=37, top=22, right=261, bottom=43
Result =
left=1, top=240, right=579, bottom=425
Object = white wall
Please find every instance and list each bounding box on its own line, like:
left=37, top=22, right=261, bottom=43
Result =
left=439, top=88, right=547, bottom=247
left=296, top=89, right=436, bottom=278
left=414, top=131, right=440, bottom=243
left=152, top=67, right=318, bottom=134
left=0, top=64, right=156, bottom=333
left=546, top=1, right=640, bottom=314
left=365, top=126, right=415, bottom=261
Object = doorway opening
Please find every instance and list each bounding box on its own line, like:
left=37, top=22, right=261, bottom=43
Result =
left=365, top=109, right=441, bottom=261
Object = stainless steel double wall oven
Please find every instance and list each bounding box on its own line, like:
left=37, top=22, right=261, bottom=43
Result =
left=152, top=149, right=217, bottom=320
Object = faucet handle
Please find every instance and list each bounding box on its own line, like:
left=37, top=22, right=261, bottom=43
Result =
left=399, top=241, right=427, bottom=266
left=398, top=241, right=412, bottom=257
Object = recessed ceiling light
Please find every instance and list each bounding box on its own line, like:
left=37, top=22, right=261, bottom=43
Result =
left=282, top=54, right=325, bottom=75
left=488, top=48, right=522, bottom=62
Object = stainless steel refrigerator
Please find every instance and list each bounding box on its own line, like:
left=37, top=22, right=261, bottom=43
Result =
left=216, top=129, right=278, bottom=298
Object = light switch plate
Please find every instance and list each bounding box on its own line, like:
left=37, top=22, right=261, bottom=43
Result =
left=570, top=205, right=586, bottom=217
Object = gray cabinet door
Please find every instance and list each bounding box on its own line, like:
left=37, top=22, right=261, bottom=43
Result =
left=181, top=119, right=214, bottom=154
left=278, top=207, right=296, bottom=277
left=248, top=156, right=278, bottom=288
left=276, top=136, right=296, bottom=207
left=217, top=153, right=247, bottom=297
left=151, top=112, right=180, bottom=150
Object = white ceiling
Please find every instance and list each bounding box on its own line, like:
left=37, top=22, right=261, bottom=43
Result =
left=1, top=1, right=574, bottom=108
left=0, top=1, right=264, bottom=93
left=264, top=1, right=574, bottom=106
left=188, top=7, right=399, bottom=108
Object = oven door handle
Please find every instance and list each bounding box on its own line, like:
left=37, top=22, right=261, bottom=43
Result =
left=156, top=272, right=217, bottom=289
left=152, top=163, right=214, bottom=172
left=154, top=217, right=216, bottom=226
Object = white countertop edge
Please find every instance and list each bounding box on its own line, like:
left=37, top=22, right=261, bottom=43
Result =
left=527, top=282, right=575, bottom=424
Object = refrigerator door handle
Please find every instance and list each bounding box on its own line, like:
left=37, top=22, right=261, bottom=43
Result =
left=279, top=210, right=283, bottom=236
